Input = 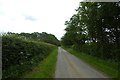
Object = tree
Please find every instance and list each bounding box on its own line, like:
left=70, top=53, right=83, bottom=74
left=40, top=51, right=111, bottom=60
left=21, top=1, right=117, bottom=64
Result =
left=61, top=2, right=120, bottom=60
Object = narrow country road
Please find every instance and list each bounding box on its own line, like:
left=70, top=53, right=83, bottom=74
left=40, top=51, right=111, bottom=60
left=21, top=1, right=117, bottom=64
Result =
left=55, top=47, right=108, bottom=78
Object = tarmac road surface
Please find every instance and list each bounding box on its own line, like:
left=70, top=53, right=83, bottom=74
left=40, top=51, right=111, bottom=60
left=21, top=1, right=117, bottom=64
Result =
left=55, top=47, right=108, bottom=78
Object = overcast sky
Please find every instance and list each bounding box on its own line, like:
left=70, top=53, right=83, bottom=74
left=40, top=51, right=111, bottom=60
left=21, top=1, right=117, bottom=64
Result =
left=0, top=0, right=80, bottom=40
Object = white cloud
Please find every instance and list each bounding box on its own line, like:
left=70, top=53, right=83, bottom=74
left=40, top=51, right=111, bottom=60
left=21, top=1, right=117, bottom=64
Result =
left=0, top=0, right=80, bottom=40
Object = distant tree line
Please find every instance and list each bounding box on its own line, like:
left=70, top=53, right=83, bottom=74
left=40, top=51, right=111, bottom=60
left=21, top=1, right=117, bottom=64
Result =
left=5, top=32, right=60, bottom=46
left=61, top=2, right=120, bottom=61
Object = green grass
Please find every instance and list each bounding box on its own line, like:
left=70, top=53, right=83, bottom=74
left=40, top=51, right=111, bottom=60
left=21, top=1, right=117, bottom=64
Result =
left=63, top=47, right=119, bottom=79
left=23, top=47, right=58, bottom=78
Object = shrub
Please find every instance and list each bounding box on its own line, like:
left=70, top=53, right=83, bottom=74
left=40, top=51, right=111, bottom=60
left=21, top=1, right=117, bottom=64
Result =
left=2, top=36, right=56, bottom=78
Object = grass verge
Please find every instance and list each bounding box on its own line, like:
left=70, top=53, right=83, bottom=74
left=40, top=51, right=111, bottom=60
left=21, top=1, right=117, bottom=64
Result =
left=23, top=47, right=58, bottom=78
left=63, top=47, right=119, bottom=79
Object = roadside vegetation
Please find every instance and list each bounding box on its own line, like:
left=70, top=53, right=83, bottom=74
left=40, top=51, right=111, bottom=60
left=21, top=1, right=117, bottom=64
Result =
left=63, top=47, right=118, bottom=78
left=61, top=2, right=120, bottom=79
left=5, top=32, right=60, bottom=46
left=24, top=48, right=58, bottom=78
left=2, top=32, right=59, bottom=78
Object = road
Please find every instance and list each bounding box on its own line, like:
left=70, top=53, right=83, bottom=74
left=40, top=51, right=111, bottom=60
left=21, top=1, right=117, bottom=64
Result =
left=55, top=47, right=108, bottom=78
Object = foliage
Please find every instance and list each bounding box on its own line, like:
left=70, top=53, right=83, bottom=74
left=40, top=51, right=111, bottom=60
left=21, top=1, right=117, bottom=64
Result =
left=24, top=48, right=58, bottom=78
left=6, top=32, right=60, bottom=46
left=61, top=2, right=120, bottom=60
left=61, top=3, right=120, bottom=78
left=2, top=35, right=56, bottom=78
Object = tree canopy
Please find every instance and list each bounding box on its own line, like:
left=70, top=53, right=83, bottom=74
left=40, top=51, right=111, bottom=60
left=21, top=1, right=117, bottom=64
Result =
left=61, top=2, right=120, bottom=60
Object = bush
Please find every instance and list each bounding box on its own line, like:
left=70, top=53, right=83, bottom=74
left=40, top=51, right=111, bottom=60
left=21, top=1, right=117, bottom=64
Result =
left=2, top=36, right=56, bottom=78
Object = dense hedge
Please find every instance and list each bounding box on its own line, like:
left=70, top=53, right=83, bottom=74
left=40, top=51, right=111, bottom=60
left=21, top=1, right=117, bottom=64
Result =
left=6, top=32, right=61, bottom=46
left=2, top=36, right=56, bottom=78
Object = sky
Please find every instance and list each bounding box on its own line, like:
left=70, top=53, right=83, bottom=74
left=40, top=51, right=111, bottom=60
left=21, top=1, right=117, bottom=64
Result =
left=0, top=0, right=80, bottom=40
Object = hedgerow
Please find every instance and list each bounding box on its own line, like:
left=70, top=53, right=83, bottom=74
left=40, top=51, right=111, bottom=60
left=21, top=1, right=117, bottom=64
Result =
left=2, top=35, right=56, bottom=78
